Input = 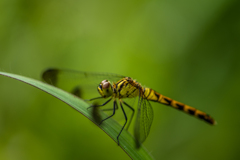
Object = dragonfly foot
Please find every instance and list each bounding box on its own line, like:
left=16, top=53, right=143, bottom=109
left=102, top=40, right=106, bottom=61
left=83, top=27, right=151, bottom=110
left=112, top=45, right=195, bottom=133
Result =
left=99, top=121, right=103, bottom=125
left=87, top=103, right=99, bottom=110
left=87, top=106, right=93, bottom=110
left=117, top=139, right=120, bottom=146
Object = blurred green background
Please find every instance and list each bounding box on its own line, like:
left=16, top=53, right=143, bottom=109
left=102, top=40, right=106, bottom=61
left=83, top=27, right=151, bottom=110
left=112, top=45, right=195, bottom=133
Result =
left=0, top=0, right=240, bottom=159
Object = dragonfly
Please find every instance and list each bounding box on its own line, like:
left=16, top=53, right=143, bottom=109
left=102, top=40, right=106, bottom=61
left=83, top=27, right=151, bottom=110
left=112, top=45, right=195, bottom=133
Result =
left=42, top=68, right=216, bottom=147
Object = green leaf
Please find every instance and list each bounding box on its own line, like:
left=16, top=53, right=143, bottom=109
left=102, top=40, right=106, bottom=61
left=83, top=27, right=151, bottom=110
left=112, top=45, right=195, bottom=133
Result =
left=0, top=71, right=154, bottom=160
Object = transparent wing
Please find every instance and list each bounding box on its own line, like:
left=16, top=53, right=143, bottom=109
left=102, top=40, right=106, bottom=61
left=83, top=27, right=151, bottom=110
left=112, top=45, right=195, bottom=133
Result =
left=134, top=95, right=154, bottom=148
left=42, top=68, right=125, bottom=99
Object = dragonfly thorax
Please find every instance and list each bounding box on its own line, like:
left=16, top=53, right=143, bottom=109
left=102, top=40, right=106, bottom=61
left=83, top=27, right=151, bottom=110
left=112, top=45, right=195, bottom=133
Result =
left=114, top=77, right=141, bottom=99
left=97, top=80, right=113, bottom=98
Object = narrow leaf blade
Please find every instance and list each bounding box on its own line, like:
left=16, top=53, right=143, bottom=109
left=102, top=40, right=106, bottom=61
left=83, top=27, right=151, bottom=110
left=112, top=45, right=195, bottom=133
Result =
left=0, top=71, right=154, bottom=160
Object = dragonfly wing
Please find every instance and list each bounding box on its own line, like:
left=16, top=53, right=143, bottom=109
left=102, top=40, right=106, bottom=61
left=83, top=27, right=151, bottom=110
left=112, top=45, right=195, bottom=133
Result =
left=134, top=96, right=154, bottom=148
left=42, top=68, right=125, bottom=99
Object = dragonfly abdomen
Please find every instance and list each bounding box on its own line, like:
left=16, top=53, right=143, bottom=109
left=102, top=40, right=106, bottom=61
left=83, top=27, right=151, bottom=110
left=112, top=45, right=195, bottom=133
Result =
left=144, top=88, right=216, bottom=125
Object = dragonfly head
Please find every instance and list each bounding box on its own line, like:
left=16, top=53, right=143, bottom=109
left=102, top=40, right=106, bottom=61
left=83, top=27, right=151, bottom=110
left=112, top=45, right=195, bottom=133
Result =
left=97, top=80, right=113, bottom=98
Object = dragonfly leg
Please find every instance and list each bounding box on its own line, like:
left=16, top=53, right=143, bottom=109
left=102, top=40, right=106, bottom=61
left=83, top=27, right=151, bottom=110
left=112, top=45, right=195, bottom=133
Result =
left=121, top=100, right=134, bottom=131
left=99, top=100, right=117, bottom=125
left=117, top=101, right=128, bottom=146
left=101, top=103, right=119, bottom=111
left=87, top=97, right=112, bottom=110
left=85, top=97, right=103, bottom=101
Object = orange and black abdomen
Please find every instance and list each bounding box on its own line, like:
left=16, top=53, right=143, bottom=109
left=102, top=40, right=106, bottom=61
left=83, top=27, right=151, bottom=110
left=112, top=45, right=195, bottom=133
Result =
left=143, top=88, right=216, bottom=125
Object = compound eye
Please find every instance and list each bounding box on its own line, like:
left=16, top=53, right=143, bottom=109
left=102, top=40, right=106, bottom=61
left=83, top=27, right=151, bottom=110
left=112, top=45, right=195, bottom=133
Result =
left=98, top=80, right=113, bottom=98
left=101, top=80, right=110, bottom=89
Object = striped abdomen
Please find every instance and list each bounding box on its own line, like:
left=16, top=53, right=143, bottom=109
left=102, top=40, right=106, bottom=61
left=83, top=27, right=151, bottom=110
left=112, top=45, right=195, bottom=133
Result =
left=143, top=88, right=216, bottom=125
